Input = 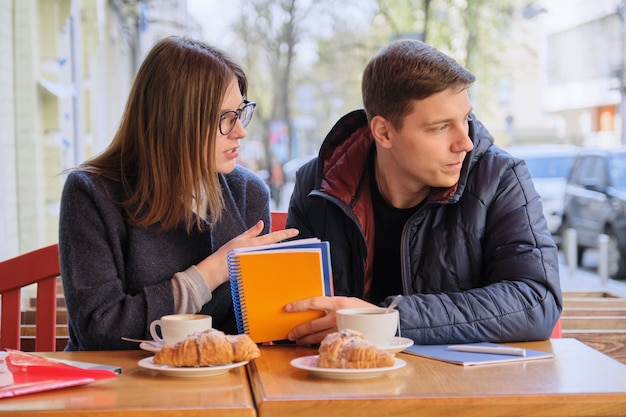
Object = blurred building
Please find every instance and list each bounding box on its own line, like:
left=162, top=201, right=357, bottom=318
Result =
left=542, top=0, right=625, bottom=147
left=484, top=2, right=560, bottom=146
left=487, top=0, right=626, bottom=149
left=0, top=0, right=201, bottom=260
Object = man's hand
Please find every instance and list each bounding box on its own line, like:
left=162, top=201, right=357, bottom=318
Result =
left=285, top=296, right=376, bottom=345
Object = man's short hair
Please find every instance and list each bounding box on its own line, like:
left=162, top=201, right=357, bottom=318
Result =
left=362, top=39, right=476, bottom=129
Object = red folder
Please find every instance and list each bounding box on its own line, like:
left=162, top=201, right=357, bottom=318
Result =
left=0, top=349, right=118, bottom=398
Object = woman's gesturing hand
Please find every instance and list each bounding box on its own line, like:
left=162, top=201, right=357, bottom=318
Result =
left=196, top=220, right=299, bottom=290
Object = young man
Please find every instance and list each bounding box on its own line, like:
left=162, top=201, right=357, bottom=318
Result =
left=284, top=39, right=562, bottom=345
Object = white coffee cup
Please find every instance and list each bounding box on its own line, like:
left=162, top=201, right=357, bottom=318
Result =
left=336, top=308, right=399, bottom=348
left=149, top=314, right=212, bottom=345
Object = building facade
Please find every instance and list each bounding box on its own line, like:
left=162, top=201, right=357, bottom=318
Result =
left=543, top=0, right=626, bottom=147
left=0, top=0, right=200, bottom=260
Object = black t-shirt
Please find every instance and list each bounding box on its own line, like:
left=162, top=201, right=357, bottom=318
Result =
left=369, top=156, right=423, bottom=304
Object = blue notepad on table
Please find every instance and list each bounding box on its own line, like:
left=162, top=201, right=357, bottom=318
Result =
left=404, top=342, right=553, bottom=366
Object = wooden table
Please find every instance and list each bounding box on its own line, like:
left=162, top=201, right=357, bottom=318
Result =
left=2, top=339, right=625, bottom=416
left=0, top=350, right=256, bottom=417
left=247, top=338, right=626, bottom=417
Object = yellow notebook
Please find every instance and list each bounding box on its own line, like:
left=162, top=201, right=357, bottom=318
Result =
left=228, top=239, right=332, bottom=343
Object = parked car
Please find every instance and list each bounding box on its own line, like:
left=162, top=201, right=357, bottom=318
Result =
left=506, top=144, right=580, bottom=240
left=561, top=148, right=626, bottom=280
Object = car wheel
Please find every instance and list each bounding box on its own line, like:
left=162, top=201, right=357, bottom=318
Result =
left=605, top=228, right=626, bottom=280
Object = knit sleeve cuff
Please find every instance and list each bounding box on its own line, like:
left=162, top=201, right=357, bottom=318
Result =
left=172, top=265, right=212, bottom=313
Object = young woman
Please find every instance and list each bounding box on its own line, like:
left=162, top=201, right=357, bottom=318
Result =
left=59, top=36, right=297, bottom=350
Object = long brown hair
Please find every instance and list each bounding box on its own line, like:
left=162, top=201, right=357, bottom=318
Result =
left=77, top=36, right=247, bottom=232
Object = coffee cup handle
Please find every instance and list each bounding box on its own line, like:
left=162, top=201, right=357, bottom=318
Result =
left=149, top=320, right=164, bottom=343
left=396, top=314, right=401, bottom=338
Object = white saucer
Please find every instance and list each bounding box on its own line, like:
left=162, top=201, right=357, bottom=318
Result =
left=137, top=357, right=248, bottom=377
left=139, top=341, right=162, bottom=353
left=290, top=355, right=406, bottom=379
left=379, top=337, right=414, bottom=354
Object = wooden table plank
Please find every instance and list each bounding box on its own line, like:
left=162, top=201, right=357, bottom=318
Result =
left=562, top=291, right=621, bottom=298
left=562, top=307, right=626, bottom=316
left=0, top=350, right=256, bottom=417
left=248, top=339, right=626, bottom=417
left=562, top=330, right=626, bottom=364
left=564, top=298, right=626, bottom=308
left=561, top=316, right=626, bottom=329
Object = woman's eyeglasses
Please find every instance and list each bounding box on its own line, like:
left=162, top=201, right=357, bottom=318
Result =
left=219, top=100, right=256, bottom=135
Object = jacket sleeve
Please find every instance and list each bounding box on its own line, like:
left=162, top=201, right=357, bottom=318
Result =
left=395, top=147, right=563, bottom=344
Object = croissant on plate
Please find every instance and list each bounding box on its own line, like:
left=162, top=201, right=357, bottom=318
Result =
left=316, top=329, right=395, bottom=369
left=153, top=328, right=260, bottom=367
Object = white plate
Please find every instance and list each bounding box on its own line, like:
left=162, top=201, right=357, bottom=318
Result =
left=290, top=355, right=406, bottom=379
left=379, top=337, right=414, bottom=354
left=139, top=341, right=162, bottom=353
left=137, top=357, right=248, bottom=377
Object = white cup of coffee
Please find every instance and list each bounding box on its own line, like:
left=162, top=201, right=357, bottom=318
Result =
left=149, top=314, right=212, bottom=345
left=336, top=308, right=399, bottom=348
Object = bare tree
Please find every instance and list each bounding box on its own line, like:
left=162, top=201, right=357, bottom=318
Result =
left=233, top=0, right=319, bottom=163
left=226, top=0, right=532, bottom=165
left=374, top=0, right=432, bottom=41
left=370, top=0, right=529, bottom=117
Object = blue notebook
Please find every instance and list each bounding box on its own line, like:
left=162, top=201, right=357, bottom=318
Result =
left=228, top=238, right=333, bottom=343
left=404, top=342, right=553, bottom=366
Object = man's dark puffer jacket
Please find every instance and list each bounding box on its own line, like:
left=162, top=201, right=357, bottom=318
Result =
left=287, top=109, right=563, bottom=344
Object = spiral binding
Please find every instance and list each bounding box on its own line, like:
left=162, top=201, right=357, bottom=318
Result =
left=227, top=250, right=250, bottom=335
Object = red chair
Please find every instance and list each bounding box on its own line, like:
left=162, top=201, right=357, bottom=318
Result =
left=550, top=317, right=562, bottom=338
left=0, top=244, right=60, bottom=351
left=270, top=211, right=287, bottom=232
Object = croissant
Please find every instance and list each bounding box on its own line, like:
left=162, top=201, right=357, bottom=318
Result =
left=317, top=329, right=394, bottom=369
left=153, top=328, right=260, bottom=367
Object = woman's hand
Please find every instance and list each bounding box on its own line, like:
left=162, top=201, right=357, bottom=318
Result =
left=196, top=220, right=299, bottom=290
left=285, top=296, right=376, bottom=345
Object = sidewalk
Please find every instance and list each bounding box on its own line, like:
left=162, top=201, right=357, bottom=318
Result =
left=558, top=250, right=626, bottom=298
